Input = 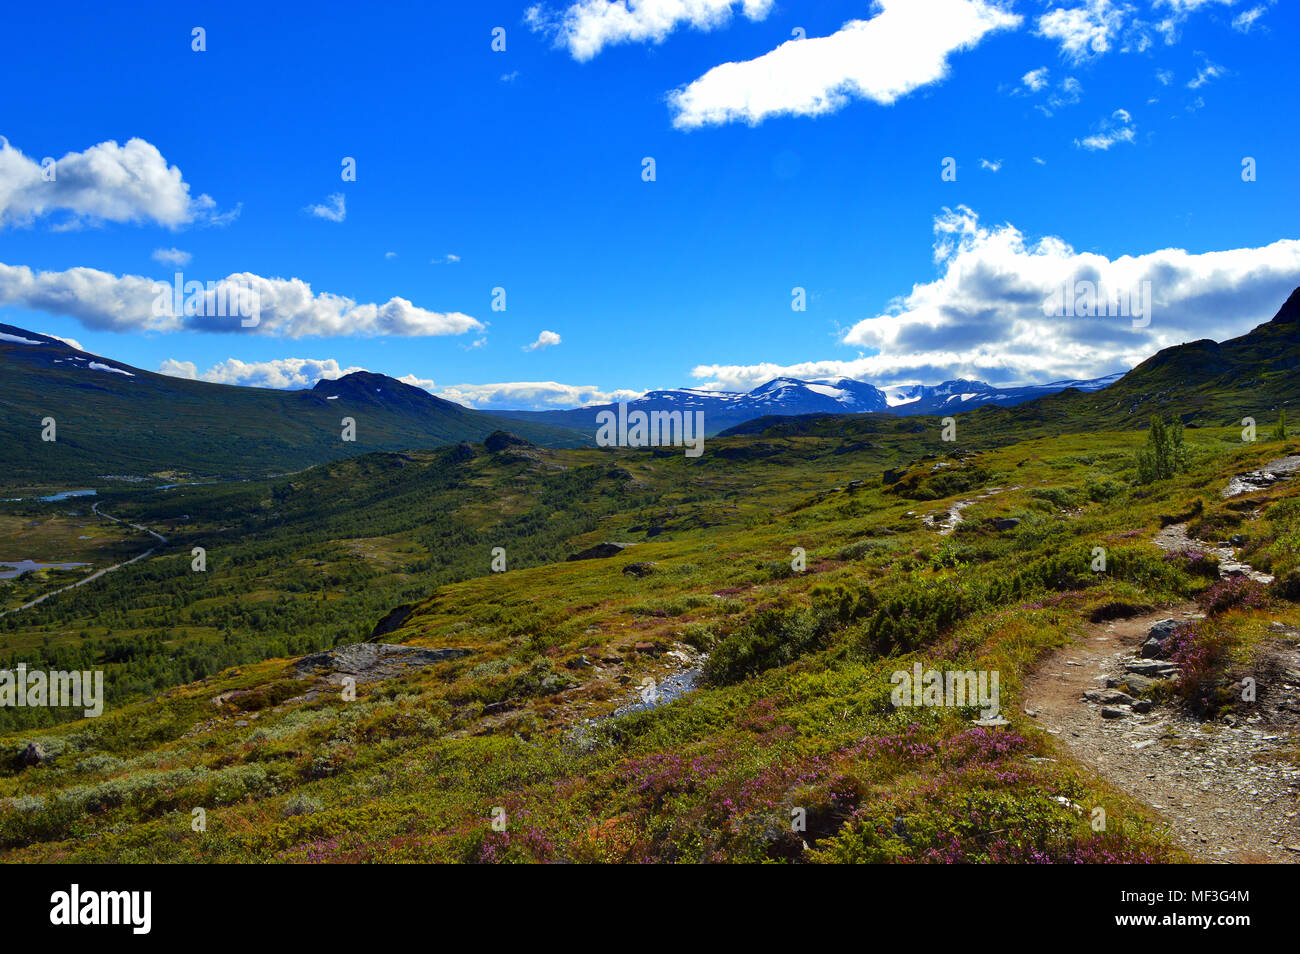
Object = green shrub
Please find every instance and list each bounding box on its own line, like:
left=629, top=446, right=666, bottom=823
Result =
left=1135, top=416, right=1188, bottom=484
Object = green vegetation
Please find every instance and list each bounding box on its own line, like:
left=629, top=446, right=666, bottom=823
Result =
left=1, top=302, right=1298, bottom=862
left=2, top=414, right=1295, bottom=863
left=1135, top=416, right=1188, bottom=484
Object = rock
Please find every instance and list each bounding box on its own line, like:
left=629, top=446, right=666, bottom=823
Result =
left=993, top=518, right=1021, bottom=531
left=1085, top=689, right=1137, bottom=706
left=1147, top=618, right=1179, bottom=642
left=1108, top=673, right=1163, bottom=694
left=1132, top=700, right=1155, bottom=713
left=370, top=603, right=414, bottom=639
left=633, top=641, right=659, bottom=655
left=565, top=655, right=593, bottom=669
left=450, top=441, right=476, bottom=462
left=293, top=642, right=470, bottom=686
left=883, top=469, right=904, bottom=485
left=483, top=430, right=532, bottom=453
left=567, top=542, right=634, bottom=561
left=20, top=741, right=49, bottom=766
left=622, top=562, right=657, bottom=577
left=1138, top=621, right=1179, bottom=659
left=1126, top=659, right=1180, bottom=678
left=1139, top=638, right=1167, bottom=659
left=1100, top=707, right=1130, bottom=719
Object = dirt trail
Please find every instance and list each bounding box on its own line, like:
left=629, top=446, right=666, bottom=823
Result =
left=1024, top=607, right=1300, bottom=862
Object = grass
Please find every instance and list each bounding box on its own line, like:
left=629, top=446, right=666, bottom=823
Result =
left=0, top=420, right=1295, bottom=862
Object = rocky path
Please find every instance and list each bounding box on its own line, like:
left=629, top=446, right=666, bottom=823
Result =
left=917, top=486, right=1014, bottom=536
left=1024, top=607, right=1300, bottom=862
left=1223, top=454, right=1300, bottom=498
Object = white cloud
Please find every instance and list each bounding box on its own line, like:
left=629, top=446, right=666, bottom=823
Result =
left=668, top=0, right=1021, bottom=129
left=1036, top=0, right=1130, bottom=62
left=1156, top=68, right=1174, bottom=84
left=1022, top=67, right=1050, bottom=92
left=979, top=158, right=1003, bottom=172
left=1152, top=0, right=1261, bottom=42
left=693, top=206, right=1300, bottom=390
left=152, top=247, right=192, bottom=267
left=159, top=356, right=368, bottom=389
left=1232, top=5, right=1268, bottom=32
left=1074, top=108, right=1136, bottom=150
left=46, top=333, right=87, bottom=352
left=396, top=373, right=439, bottom=392
left=159, top=358, right=448, bottom=393
left=1156, top=0, right=1242, bottom=11
left=1187, top=58, right=1226, bottom=88
left=0, top=261, right=485, bottom=338
left=523, top=329, right=562, bottom=351
left=0, top=136, right=232, bottom=229
left=430, top=253, right=461, bottom=264
left=1028, top=75, right=1083, bottom=116
left=305, top=193, right=346, bottom=222
left=385, top=251, right=398, bottom=259
left=526, top=0, right=774, bottom=61
left=434, top=381, right=644, bottom=410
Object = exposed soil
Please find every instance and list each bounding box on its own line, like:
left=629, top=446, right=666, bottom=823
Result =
left=1025, top=606, right=1300, bottom=862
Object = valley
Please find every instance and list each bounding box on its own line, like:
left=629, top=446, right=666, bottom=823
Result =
left=0, top=293, right=1298, bottom=863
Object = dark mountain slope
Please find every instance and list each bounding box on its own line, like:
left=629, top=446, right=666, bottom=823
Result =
left=0, top=325, right=586, bottom=484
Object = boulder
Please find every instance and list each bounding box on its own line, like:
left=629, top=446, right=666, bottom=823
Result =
left=1084, top=689, right=1137, bottom=706
left=370, top=603, right=414, bottom=640
left=483, top=430, right=531, bottom=453
left=1126, top=659, right=1180, bottom=678
left=293, top=642, right=469, bottom=686
left=622, top=562, right=657, bottom=577
left=566, top=542, right=633, bottom=561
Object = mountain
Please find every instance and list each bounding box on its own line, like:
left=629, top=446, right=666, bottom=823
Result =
left=0, top=324, right=586, bottom=484
left=494, top=377, right=887, bottom=436
left=499, top=372, right=1123, bottom=436
left=882, top=373, right=1125, bottom=415
left=726, top=287, right=1300, bottom=440
left=1028, top=286, right=1300, bottom=428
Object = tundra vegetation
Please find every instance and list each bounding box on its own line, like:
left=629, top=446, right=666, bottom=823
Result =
left=0, top=408, right=1297, bottom=862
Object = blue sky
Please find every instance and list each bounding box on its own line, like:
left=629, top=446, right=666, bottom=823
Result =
left=1, top=0, right=1297, bottom=409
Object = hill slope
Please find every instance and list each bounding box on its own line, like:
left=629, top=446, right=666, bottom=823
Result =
left=0, top=325, right=587, bottom=484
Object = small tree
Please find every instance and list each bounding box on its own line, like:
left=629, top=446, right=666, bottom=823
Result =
left=1271, top=409, right=1288, bottom=442
left=1136, top=415, right=1188, bottom=484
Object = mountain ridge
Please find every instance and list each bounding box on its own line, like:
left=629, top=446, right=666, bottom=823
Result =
left=0, top=324, right=587, bottom=484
